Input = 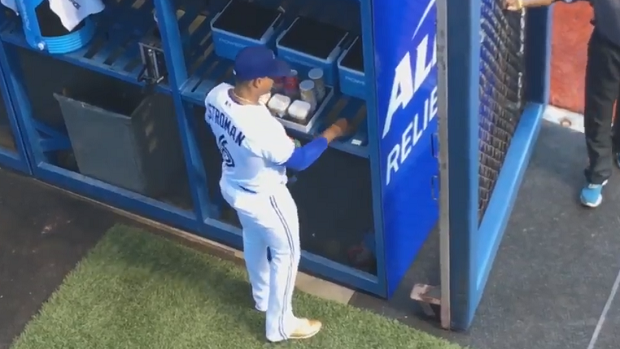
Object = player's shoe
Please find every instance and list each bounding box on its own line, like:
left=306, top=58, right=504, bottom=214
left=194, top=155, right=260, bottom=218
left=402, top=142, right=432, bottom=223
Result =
left=580, top=180, right=607, bottom=208
left=287, top=318, right=322, bottom=340
left=268, top=318, right=322, bottom=342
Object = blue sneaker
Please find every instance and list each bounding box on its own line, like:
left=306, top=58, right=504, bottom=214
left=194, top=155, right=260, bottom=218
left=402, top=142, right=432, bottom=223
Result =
left=580, top=180, right=608, bottom=208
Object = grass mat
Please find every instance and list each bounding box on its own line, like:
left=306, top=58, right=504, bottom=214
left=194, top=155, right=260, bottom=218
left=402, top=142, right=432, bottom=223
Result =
left=11, top=225, right=461, bottom=349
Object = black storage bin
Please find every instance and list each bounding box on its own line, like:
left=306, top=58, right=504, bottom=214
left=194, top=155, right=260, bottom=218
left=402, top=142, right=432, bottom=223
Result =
left=341, top=37, right=364, bottom=72
left=54, top=74, right=184, bottom=197
left=210, top=0, right=283, bottom=60
left=276, top=16, right=349, bottom=86
left=211, top=0, right=281, bottom=39
left=337, top=36, right=366, bottom=99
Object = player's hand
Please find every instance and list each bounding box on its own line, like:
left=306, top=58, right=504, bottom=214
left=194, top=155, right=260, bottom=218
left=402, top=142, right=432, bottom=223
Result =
left=322, top=118, right=350, bottom=143
left=503, top=0, right=523, bottom=10
left=330, top=118, right=350, bottom=137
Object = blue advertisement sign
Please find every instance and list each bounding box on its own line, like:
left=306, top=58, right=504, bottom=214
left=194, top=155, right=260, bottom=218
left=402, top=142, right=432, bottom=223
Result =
left=372, top=0, right=439, bottom=295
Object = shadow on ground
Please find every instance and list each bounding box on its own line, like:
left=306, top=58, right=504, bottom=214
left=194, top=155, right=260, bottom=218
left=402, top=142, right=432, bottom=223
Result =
left=0, top=171, right=119, bottom=349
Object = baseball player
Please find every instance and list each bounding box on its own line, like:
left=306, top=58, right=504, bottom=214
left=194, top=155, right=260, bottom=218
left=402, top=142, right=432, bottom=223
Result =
left=204, top=46, right=349, bottom=342
left=504, top=0, right=620, bottom=207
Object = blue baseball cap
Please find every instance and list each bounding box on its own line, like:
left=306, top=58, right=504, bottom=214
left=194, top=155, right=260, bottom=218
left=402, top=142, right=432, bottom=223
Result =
left=233, top=46, right=293, bottom=81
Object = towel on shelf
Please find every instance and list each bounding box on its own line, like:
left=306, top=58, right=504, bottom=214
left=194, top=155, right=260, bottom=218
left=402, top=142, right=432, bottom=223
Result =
left=1, top=0, right=105, bottom=32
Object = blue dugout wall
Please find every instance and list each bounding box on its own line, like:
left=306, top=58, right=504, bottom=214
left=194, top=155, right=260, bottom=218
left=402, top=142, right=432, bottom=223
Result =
left=0, top=0, right=551, bottom=330
left=438, top=0, right=551, bottom=330
left=0, top=0, right=431, bottom=299
left=0, top=56, right=30, bottom=174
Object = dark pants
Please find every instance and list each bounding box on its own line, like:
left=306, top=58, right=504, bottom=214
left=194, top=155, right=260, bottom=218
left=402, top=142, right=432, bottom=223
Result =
left=584, top=30, right=620, bottom=185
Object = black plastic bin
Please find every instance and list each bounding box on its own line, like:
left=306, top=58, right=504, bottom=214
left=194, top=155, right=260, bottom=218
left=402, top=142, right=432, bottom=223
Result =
left=211, top=0, right=281, bottom=40
left=54, top=74, right=184, bottom=197
left=275, top=16, right=349, bottom=86
left=210, top=0, right=283, bottom=60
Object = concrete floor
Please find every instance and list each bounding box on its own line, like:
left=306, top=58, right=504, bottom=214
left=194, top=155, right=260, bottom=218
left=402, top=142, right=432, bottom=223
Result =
left=0, top=168, right=118, bottom=349
left=351, top=121, right=620, bottom=349
left=2, top=121, right=620, bottom=349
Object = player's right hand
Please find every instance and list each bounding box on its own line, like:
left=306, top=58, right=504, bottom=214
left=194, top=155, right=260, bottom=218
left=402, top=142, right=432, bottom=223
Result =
left=321, top=118, right=350, bottom=143
left=330, top=118, right=350, bottom=138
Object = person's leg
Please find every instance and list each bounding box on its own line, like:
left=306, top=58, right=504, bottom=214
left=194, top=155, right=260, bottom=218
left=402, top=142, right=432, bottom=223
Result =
left=237, top=215, right=270, bottom=311
left=224, top=185, right=320, bottom=342
left=581, top=30, right=620, bottom=207
left=220, top=187, right=270, bottom=311
left=262, top=187, right=320, bottom=342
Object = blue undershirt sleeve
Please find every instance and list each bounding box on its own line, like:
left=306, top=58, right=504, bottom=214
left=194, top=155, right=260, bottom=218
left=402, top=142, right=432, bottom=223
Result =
left=284, top=137, right=329, bottom=171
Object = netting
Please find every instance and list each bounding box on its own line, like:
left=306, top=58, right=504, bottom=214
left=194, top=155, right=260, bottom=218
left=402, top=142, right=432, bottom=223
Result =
left=478, top=1, right=526, bottom=220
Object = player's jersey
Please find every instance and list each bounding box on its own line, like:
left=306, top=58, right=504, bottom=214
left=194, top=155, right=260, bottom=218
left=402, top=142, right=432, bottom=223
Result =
left=2, top=0, right=105, bottom=32
left=204, top=83, right=296, bottom=193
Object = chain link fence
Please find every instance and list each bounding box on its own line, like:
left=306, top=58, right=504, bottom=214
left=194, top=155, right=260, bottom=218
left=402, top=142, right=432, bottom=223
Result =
left=478, top=0, right=527, bottom=220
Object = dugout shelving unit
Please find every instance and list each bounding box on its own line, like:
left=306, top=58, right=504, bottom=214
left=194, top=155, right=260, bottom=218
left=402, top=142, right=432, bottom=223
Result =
left=0, top=0, right=552, bottom=331
left=0, top=53, right=30, bottom=174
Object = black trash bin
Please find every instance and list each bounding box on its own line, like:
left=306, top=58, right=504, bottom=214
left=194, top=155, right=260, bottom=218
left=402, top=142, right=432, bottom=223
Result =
left=54, top=74, right=184, bottom=197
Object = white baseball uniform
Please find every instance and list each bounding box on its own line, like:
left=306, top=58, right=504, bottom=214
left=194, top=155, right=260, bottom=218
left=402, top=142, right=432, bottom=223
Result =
left=3, top=0, right=104, bottom=32
left=204, top=83, right=302, bottom=342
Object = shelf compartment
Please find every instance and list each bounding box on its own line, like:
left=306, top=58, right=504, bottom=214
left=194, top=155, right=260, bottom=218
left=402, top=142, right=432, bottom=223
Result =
left=311, top=95, right=368, bottom=158
left=0, top=94, right=16, bottom=152
left=275, top=16, right=349, bottom=86
left=183, top=75, right=367, bottom=157
left=289, top=147, right=376, bottom=274
left=210, top=0, right=284, bottom=60
left=337, top=36, right=366, bottom=99
left=0, top=0, right=165, bottom=89
left=13, top=47, right=195, bottom=210
left=179, top=13, right=368, bottom=157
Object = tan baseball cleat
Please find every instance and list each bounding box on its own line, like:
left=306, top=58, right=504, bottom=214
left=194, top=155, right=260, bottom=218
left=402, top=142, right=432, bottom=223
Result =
left=287, top=318, right=322, bottom=340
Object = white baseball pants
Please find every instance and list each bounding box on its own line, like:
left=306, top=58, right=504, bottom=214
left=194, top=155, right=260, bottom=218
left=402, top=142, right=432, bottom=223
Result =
left=220, top=182, right=302, bottom=342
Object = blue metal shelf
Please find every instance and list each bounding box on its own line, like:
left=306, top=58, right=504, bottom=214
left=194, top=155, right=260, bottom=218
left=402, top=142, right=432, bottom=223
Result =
left=312, top=96, right=368, bottom=157
left=161, top=0, right=369, bottom=157
left=184, top=84, right=369, bottom=158
left=177, top=30, right=368, bottom=157
left=0, top=0, right=385, bottom=297
left=0, top=62, right=31, bottom=174
left=0, top=0, right=169, bottom=91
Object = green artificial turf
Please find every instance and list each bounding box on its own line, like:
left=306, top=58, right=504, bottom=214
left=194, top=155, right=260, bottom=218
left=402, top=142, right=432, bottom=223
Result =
left=11, top=225, right=462, bottom=349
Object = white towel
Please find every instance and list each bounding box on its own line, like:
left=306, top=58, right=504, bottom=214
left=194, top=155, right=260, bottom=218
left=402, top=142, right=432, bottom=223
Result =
left=1, top=0, right=105, bottom=32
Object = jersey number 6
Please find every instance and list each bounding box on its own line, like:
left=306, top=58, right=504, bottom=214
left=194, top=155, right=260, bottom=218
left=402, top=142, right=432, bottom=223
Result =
left=218, top=135, right=235, bottom=168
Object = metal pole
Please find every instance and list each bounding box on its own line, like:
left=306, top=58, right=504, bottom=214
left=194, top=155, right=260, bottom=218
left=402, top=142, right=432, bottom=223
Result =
left=435, top=0, right=451, bottom=330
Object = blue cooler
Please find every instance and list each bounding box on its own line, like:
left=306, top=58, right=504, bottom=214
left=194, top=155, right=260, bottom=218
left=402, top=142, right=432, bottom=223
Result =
left=337, top=36, right=366, bottom=100
left=276, top=17, right=349, bottom=86
left=210, top=0, right=284, bottom=61
left=15, top=0, right=95, bottom=54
